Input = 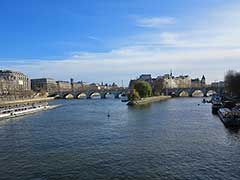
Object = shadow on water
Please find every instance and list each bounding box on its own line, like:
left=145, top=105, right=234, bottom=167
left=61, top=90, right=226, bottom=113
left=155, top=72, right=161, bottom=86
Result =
left=127, top=103, right=152, bottom=110
left=226, top=127, right=240, bottom=134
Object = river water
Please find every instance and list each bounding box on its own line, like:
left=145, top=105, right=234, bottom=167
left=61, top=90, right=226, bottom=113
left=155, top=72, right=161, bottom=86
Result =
left=0, top=98, right=240, bottom=180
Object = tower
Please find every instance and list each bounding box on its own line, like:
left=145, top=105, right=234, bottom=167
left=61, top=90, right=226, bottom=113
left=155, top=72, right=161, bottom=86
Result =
left=70, top=78, right=74, bottom=91
left=201, top=75, right=206, bottom=86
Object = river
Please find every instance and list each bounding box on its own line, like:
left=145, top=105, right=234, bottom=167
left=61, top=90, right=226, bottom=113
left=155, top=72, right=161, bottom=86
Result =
left=0, top=98, right=240, bottom=180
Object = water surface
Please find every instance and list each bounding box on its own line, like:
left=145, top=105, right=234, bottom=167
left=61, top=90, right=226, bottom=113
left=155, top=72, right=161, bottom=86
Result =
left=0, top=98, right=240, bottom=180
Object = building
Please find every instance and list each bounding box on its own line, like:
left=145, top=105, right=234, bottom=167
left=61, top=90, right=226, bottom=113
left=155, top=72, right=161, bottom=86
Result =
left=31, top=78, right=57, bottom=93
left=211, top=81, right=224, bottom=89
left=31, top=78, right=91, bottom=93
left=200, top=75, right=206, bottom=86
left=138, top=74, right=152, bottom=84
left=129, top=72, right=206, bottom=93
left=191, top=75, right=206, bottom=88
left=152, top=78, right=164, bottom=95
left=128, top=74, right=152, bottom=88
left=129, top=74, right=153, bottom=89
left=56, top=81, right=72, bottom=92
left=128, top=80, right=138, bottom=90
left=70, top=79, right=87, bottom=91
left=0, top=70, right=31, bottom=96
left=157, top=74, right=177, bottom=89
left=160, top=74, right=192, bottom=89
left=174, top=75, right=191, bottom=88
left=191, top=78, right=201, bottom=88
left=72, top=82, right=85, bottom=91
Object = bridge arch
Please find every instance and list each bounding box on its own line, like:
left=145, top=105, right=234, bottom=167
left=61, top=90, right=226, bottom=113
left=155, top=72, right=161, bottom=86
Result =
left=64, top=93, right=74, bottom=99
left=179, top=90, right=189, bottom=97
left=206, top=90, right=217, bottom=97
left=88, top=92, right=101, bottom=99
left=192, top=89, right=204, bottom=97
left=49, top=93, right=61, bottom=99
left=76, top=93, right=87, bottom=99
left=118, top=92, right=126, bottom=99
left=103, top=92, right=115, bottom=99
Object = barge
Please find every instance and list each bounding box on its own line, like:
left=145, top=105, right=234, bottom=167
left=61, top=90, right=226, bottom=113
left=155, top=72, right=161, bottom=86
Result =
left=211, top=94, right=223, bottom=114
left=218, top=107, right=240, bottom=127
left=0, top=102, right=56, bottom=120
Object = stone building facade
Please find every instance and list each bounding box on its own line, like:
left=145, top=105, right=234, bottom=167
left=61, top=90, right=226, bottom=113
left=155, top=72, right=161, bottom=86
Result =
left=129, top=73, right=207, bottom=95
left=0, top=70, right=31, bottom=93
left=31, top=78, right=57, bottom=94
left=191, top=75, right=206, bottom=88
left=0, top=70, right=31, bottom=99
left=56, top=81, right=72, bottom=92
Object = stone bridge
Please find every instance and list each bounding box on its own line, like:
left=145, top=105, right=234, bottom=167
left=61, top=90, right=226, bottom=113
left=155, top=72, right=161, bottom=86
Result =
left=49, top=88, right=127, bottom=99
left=164, top=86, right=224, bottom=97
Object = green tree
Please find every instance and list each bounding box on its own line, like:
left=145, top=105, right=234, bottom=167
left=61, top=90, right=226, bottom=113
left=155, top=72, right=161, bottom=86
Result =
left=152, top=78, right=164, bottom=96
left=128, top=88, right=140, bottom=101
left=225, top=70, right=240, bottom=96
left=133, top=81, right=152, bottom=98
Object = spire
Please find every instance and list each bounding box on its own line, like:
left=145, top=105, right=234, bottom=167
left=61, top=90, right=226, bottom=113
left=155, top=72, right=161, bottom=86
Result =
left=170, top=69, right=173, bottom=77
left=201, top=75, right=206, bottom=85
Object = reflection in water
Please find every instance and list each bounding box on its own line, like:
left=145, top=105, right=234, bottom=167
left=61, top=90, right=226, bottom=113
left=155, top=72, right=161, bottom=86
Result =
left=90, top=92, right=101, bottom=99
left=105, top=93, right=115, bottom=99
left=192, top=90, right=204, bottom=97
left=179, top=91, right=189, bottom=97
left=226, top=127, right=240, bottom=134
left=77, top=93, right=87, bottom=99
left=0, top=98, right=240, bottom=180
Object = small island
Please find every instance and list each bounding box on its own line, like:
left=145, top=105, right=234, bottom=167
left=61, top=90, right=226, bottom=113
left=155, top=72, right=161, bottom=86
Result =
left=127, top=80, right=171, bottom=106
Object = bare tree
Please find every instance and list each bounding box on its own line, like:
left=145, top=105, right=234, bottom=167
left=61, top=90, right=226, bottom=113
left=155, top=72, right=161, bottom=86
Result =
left=225, top=70, right=240, bottom=97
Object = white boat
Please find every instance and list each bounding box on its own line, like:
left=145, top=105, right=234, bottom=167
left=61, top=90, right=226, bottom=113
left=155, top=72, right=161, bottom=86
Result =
left=0, top=103, right=51, bottom=120
left=211, top=94, right=222, bottom=103
left=218, top=107, right=240, bottom=127
left=120, top=94, right=129, bottom=102
left=211, top=94, right=223, bottom=114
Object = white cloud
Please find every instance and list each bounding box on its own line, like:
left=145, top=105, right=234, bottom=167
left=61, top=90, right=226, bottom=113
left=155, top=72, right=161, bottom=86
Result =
left=87, top=36, right=102, bottom=42
left=5, top=46, right=240, bottom=85
left=135, top=17, right=176, bottom=27
left=3, top=4, right=240, bottom=85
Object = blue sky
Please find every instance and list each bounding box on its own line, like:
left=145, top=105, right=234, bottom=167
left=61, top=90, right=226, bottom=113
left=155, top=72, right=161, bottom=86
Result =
left=1, top=0, right=240, bottom=85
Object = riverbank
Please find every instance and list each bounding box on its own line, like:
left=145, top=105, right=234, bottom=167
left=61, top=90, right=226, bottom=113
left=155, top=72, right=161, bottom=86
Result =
left=0, top=97, right=55, bottom=107
left=127, top=96, right=171, bottom=106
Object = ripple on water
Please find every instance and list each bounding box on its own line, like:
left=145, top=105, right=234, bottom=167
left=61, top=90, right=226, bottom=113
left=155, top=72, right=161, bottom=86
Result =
left=0, top=98, right=240, bottom=180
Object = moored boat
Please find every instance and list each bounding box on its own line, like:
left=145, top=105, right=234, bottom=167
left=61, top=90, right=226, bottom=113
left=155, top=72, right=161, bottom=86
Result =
left=218, top=107, right=240, bottom=127
left=120, top=94, right=129, bottom=102
left=211, top=94, right=223, bottom=114
left=211, top=94, right=222, bottom=104
left=212, top=102, right=223, bottom=114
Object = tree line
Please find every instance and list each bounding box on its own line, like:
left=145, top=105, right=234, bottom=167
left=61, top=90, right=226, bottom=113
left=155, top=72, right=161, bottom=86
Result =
left=128, top=81, right=152, bottom=101
left=225, top=70, right=240, bottom=97
left=128, top=70, right=240, bottom=101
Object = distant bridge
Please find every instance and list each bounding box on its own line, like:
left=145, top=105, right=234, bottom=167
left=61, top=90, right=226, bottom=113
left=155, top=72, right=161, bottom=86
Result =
left=49, top=88, right=127, bottom=99
left=164, top=86, right=224, bottom=97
